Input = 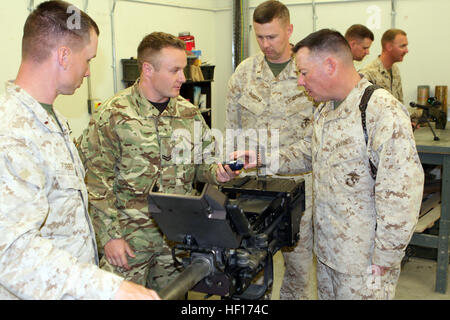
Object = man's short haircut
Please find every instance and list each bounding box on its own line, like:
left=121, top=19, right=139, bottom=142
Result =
left=253, top=0, right=290, bottom=25
left=345, top=24, right=374, bottom=41
left=137, top=32, right=186, bottom=72
left=381, top=28, right=407, bottom=49
left=22, top=0, right=99, bottom=63
left=293, top=28, right=353, bottom=62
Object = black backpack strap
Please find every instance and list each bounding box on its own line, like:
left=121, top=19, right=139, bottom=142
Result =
left=359, top=84, right=381, bottom=179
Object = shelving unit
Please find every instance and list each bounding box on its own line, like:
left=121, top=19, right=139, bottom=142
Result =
left=179, top=80, right=212, bottom=128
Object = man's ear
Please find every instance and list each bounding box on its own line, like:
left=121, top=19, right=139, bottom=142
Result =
left=287, top=23, right=293, bottom=38
left=141, top=61, right=155, bottom=78
left=384, top=41, right=393, bottom=52
left=57, top=46, right=72, bottom=70
left=324, top=56, right=337, bottom=76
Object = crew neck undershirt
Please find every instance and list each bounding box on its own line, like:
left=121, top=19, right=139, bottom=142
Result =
left=265, top=57, right=290, bottom=78
left=149, top=99, right=170, bottom=114
left=39, top=102, right=63, bottom=131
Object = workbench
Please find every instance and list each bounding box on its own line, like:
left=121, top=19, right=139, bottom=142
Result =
left=410, top=123, right=450, bottom=293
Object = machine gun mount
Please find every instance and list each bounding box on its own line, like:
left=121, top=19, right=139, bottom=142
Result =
left=148, top=176, right=305, bottom=300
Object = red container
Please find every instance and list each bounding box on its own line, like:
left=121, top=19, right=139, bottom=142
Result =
left=179, top=35, right=195, bottom=51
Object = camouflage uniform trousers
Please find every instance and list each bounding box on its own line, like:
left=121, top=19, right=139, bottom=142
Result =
left=99, top=220, right=180, bottom=292
left=317, top=259, right=401, bottom=300
left=279, top=172, right=317, bottom=300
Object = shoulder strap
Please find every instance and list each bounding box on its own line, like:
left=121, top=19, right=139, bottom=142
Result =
left=359, top=84, right=381, bottom=179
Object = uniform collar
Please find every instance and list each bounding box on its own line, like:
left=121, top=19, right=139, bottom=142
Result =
left=5, top=81, right=68, bottom=134
left=255, top=52, right=297, bottom=81
left=317, top=77, right=372, bottom=121
left=130, top=79, right=196, bottom=118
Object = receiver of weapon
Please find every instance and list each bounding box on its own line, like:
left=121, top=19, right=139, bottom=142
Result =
left=148, top=176, right=305, bottom=300
left=410, top=97, right=447, bottom=140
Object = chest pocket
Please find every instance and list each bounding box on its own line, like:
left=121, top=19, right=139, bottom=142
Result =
left=238, top=91, right=268, bottom=118
left=158, top=117, right=196, bottom=192
left=55, top=170, right=84, bottom=191
left=327, top=143, right=372, bottom=194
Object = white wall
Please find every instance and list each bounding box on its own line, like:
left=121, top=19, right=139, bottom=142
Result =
left=216, top=0, right=450, bottom=133
left=1, top=0, right=449, bottom=138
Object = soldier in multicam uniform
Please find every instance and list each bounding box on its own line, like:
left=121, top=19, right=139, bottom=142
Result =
left=226, top=0, right=316, bottom=300
left=291, top=29, right=424, bottom=299
left=77, top=32, right=246, bottom=292
left=0, top=1, right=159, bottom=300
left=359, top=29, right=409, bottom=104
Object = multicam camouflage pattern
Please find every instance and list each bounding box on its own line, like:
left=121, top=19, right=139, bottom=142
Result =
left=359, top=57, right=404, bottom=103
left=309, top=77, right=424, bottom=280
left=226, top=52, right=314, bottom=174
left=77, top=80, right=219, bottom=288
left=226, top=52, right=315, bottom=300
left=0, top=82, right=123, bottom=300
left=317, top=259, right=401, bottom=300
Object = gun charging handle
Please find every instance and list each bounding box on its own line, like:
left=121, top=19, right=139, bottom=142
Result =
left=158, top=255, right=213, bottom=300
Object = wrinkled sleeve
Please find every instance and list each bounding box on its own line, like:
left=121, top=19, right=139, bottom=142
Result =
left=370, top=100, right=424, bottom=268
left=193, top=112, right=220, bottom=185
left=225, top=71, right=241, bottom=132
left=224, top=71, right=243, bottom=162
left=77, top=111, right=122, bottom=252
left=270, top=120, right=313, bottom=174
left=0, top=135, right=122, bottom=300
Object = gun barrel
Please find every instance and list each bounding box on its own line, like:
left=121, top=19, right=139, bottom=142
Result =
left=159, top=257, right=212, bottom=300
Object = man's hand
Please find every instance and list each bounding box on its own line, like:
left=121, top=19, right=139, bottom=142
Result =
left=371, top=264, right=388, bottom=276
left=114, top=280, right=161, bottom=300
left=104, top=238, right=135, bottom=270
left=228, top=150, right=259, bottom=169
left=216, top=150, right=260, bottom=183
left=216, top=163, right=238, bottom=183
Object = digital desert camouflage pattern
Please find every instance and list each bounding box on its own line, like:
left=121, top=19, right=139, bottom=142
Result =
left=226, top=52, right=314, bottom=174
left=0, top=82, right=123, bottom=299
left=226, top=52, right=315, bottom=300
left=359, top=57, right=404, bottom=103
left=317, top=259, right=401, bottom=299
left=307, top=77, right=423, bottom=281
left=77, top=80, right=220, bottom=289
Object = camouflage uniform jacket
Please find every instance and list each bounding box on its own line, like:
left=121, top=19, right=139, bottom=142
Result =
left=226, top=52, right=314, bottom=174
left=311, top=77, right=423, bottom=274
left=359, top=57, right=404, bottom=103
left=77, top=80, right=219, bottom=251
left=0, top=82, right=123, bottom=299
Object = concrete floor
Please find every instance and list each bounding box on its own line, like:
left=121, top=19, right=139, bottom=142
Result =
left=395, top=257, right=450, bottom=300
left=189, top=252, right=450, bottom=300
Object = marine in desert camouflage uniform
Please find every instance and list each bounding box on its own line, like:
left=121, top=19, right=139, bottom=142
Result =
left=290, top=29, right=423, bottom=299
left=360, top=57, right=404, bottom=103
left=78, top=32, right=240, bottom=291
left=359, top=29, right=409, bottom=103
left=0, top=1, right=159, bottom=300
left=226, top=0, right=315, bottom=300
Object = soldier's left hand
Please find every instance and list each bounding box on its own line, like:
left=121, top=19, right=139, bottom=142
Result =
left=228, top=150, right=259, bottom=169
left=371, top=264, right=388, bottom=276
left=216, top=163, right=239, bottom=182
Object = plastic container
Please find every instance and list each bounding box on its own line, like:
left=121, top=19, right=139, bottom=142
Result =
left=178, top=32, right=195, bottom=51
